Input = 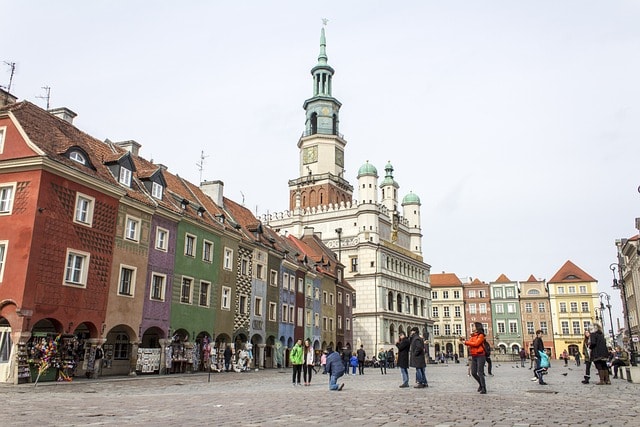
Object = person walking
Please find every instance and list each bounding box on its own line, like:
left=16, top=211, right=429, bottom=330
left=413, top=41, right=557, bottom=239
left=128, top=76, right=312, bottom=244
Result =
left=325, top=346, right=345, bottom=391
left=378, top=347, right=387, bottom=374
left=349, top=352, right=358, bottom=376
left=396, top=331, right=410, bottom=388
left=460, top=322, right=487, bottom=394
left=574, top=350, right=581, bottom=367
left=589, top=323, right=610, bottom=385
left=303, top=339, right=315, bottom=386
left=321, top=350, right=327, bottom=374
left=290, top=338, right=303, bottom=386
left=357, top=345, right=366, bottom=375
left=562, top=349, right=569, bottom=367
left=581, top=330, right=591, bottom=384
left=519, top=348, right=527, bottom=367
left=409, top=327, right=428, bottom=388
left=531, top=330, right=546, bottom=384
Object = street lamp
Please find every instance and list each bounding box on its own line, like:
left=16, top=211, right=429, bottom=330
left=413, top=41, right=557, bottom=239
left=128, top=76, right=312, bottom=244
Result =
left=610, top=262, right=637, bottom=366
left=598, top=292, right=615, bottom=347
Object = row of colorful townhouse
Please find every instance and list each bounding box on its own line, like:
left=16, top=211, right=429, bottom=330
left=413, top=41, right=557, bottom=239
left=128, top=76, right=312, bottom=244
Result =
left=430, top=261, right=602, bottom=360
left=0, top=93, right=354, bottom=384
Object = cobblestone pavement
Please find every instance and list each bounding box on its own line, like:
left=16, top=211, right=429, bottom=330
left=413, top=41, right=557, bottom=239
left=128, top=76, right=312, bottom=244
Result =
left=2, top=361, right=639, bottom=426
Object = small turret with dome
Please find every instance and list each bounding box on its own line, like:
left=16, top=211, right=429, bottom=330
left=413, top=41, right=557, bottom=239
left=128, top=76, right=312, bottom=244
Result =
left=357, top=160, right=378, bottom=205
left=380, top=161, right=399, bottom=212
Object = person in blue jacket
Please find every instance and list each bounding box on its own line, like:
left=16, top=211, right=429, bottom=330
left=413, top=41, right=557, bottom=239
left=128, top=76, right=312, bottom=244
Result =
left=325, top=346, right=345, bottom=391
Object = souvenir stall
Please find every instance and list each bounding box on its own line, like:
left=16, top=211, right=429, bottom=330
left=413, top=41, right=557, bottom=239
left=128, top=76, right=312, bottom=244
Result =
left=26, top=333, right=83, bottom=383
left=135, top=347, right=162, bottom=374
left=166, top=336, right=194, bottom=374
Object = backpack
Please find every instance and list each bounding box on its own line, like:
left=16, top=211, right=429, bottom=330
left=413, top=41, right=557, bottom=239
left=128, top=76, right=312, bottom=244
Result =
left=482, top=340, right=491, bottom=357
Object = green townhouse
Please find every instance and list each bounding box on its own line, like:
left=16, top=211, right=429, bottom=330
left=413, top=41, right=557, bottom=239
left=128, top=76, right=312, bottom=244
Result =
left=490, top=273, right=524, bottom=356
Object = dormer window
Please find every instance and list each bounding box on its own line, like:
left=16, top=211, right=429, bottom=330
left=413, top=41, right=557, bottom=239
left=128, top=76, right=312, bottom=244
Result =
left=181, top=199, right=189, bottom=210
left=119, top=167, right=132, bottom=186
left=69, top=151, right=86, bottom=165
left=197, top=207, right=205, bottom=217
left=151, top=182, right=163, bottom=200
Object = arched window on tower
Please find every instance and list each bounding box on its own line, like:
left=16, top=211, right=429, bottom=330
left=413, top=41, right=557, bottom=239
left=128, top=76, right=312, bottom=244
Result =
left=311, top=112, right=318, bottom=135
left=388, top=291, right=394, bottom=311
left=397, top=293, right=402, bottom=312
left=332, top=114, right=338, bottom=135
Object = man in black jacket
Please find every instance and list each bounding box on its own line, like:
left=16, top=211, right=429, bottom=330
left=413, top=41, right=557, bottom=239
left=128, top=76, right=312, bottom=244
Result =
left=532, top=330, right=546, bottom=385
left=409, top=327, right=428, bottom=388
left=357, top=345, right=366, bottom=375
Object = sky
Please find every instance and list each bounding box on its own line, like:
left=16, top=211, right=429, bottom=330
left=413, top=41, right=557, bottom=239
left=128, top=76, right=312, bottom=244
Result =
left=3, top=1, right=639, bottom=324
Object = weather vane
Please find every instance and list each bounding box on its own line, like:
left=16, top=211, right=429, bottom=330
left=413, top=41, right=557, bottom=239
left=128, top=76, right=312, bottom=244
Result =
left=322, top=18, right=329, bottom=26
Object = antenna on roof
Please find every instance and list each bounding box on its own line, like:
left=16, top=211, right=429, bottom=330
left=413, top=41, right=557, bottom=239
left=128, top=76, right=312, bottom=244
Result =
left=36, top=86, right=51, bottom=110
left=196, top=150, right=209, bottom=184
left=1, top=61, right=16, bottom=103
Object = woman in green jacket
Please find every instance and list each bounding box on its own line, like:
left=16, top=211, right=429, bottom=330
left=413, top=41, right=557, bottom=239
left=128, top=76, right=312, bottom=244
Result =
left=290, top=339, right=303, bottom=386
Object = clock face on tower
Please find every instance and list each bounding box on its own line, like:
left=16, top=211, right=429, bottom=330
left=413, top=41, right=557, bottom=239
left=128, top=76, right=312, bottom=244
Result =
left=335, top=147, right=344, bottom=167
left=303, top=146, right=318, bottom=164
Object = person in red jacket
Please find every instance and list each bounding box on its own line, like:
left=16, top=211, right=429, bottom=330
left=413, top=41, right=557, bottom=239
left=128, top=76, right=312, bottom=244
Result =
left=460, top=322, right=487, bottom=394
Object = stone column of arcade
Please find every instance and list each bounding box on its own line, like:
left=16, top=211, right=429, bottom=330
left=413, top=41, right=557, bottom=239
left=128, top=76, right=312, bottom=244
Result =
left=159, top=338, right=171, bottom=375
left=11, top=331, right=31, bottom=384
left=129, top=340, right=139, bottom=376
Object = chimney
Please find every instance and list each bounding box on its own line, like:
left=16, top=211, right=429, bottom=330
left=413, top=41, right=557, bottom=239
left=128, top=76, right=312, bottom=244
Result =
left=0, top=88, right=17, bottom=108
left=200, top=180, right=224, bottom=207
left=48, top=107, right=77, bottom=124
left=115, top=140, right=141, bottom=156
left=155, top=163, right=168, bottom=172
left=303, top=226, right=315, bottom=237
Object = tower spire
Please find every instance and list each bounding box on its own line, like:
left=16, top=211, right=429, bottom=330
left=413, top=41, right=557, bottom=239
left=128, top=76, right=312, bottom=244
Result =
left=318, top=26, right=328, bottom=66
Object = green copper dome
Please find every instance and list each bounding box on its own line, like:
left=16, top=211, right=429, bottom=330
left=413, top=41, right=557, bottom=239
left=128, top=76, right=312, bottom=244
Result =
left=357, top=161, right=378, bottom=178
left=402, top=191, right=421, bottom=205
left=380, top=161, right=398, bottom=188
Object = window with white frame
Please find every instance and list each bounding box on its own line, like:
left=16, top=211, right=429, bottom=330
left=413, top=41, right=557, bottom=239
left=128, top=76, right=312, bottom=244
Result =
left=540, top=321, right=548, bottom=334
left=0, top=127, right=5, bottom=153
left=443, top=290, right=449, bottom=299
left=282, top=273, right=289, bottom=290
left=506, top=288, right=515, bottom=298
left=525, top=302, right=532, bottom=313
left=297, top=278, right=303, bottom=293
left=150, top=273, right=166, bottom=301
left=69, top=151, right=86, bottom=165
left=579, top=285, right=587, bottom=293
left=314, top=313, right=319, bottom=327
left=0, top=183, right=16, bottom=215
left=469, top=303, right=476, bottom=314
left=329, top=318, right=334, bottom=331
left=559, top=302, right=567, bottom=313
left=306, top=284, right=312, bottom=297
left=346, top=317, right=351, bottom=331
left=254, top=297, right=263, bottom=316
left=151, top=182, right=163, bottom=200
left=114, top=333, right=129, bottom=359
left=583, top=320, right=591, bottom=331
left=199, top=281, right=210, bottom=307
left=570, top=302, right=578, bottom=313
left=315, top=288, right=320, bottom=300
left=119, top=167, right=132, bottom=186
left=74, top=193, right=95, bottom=226
left=221, top=286, right=231, bottom=310
left=64, top=249, right=90, bottom=287
left=269, top=302, right=277, bottom=321
left=118, top=265, right=135, bottom=296
left=497, top=322, right=506, bottom=334
left=337, top=291, right=343, bottom=304
left=454, top=306, right=461, bottom=317
left=557, top=286, right=565, bottom=294
left=330, top=293, right=334, bottom=306
left=479, top=303, right=487, bottom=314
left=453, top=290, right=460, bottom=299
left=323, top=317, right=328, bottom=331
left=572, top=321, right=581, bottom=335
left=155, top=227, right=168, bottom=252
left=0, top=241, right=7, bottom=282
left=495, top=304, right=504, bottom=314
left=256, top=263, right=264, bottom=280
left=509, top=321, right=518, bottom=334
left=581, top=301, right=589, bottom=312
left=507, top=303, right=516, bottom=313
left=125, top=215, right=141, bottom=242
left=180, top=277, right=192, bottom=304
left=454, top=324, right=462, bottom=335
left=561, top=321, right=569, bottom=334
left=223, top=248, right=233, bottom=270
left=568, top=286, right=576, bottom=294
left=538, top=302, right=546, bottom=312
left=270, top=270, right=278, bottom=286
left=433, top=325, right=440, bottom=336
left=345, top=293, right=350, bottom=306
left=297, top=307, right=303, bottom=326
left=202, top=240, right=213, bottom=263
left=184, top=234, right=196, bottom=257
left=432, top=307, right=439, bottom=317
left=526, top=321, right=534, bottom=334
left=443, top=306, right=450, bottom=317
left=444, top=324, right=451, bottom=335
left=479, top=290, right=486, bottom=298
left=468, top=290, right=476, bottom=298
left=323, top=291, right=328, bottom=304
left=289, top=306, right=294, bottom=324
left=289, top=275, right=295, bottom=291
left=494, top=288, right=502, bottom=298
left=432, top=291, right=438, bottom=300
left=306, top=309, right=312, bottom=326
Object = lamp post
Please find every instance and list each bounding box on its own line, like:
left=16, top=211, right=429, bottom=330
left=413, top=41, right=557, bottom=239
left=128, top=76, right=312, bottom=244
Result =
left=610, top=262, right=637, bottom=365
left=598, top=292, right=615, bottom=347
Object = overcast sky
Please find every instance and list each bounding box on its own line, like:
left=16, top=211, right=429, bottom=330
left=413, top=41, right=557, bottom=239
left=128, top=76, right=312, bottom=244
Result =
left=4, top=1, right=639, bottom=324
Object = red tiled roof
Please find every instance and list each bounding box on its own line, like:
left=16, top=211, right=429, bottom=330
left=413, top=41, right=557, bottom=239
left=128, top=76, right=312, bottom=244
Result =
left=548, top=260, right=596, bottom=283
left=494, top=273, right=512, bottom=283
left=430, top=273, right=462, bottom=287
